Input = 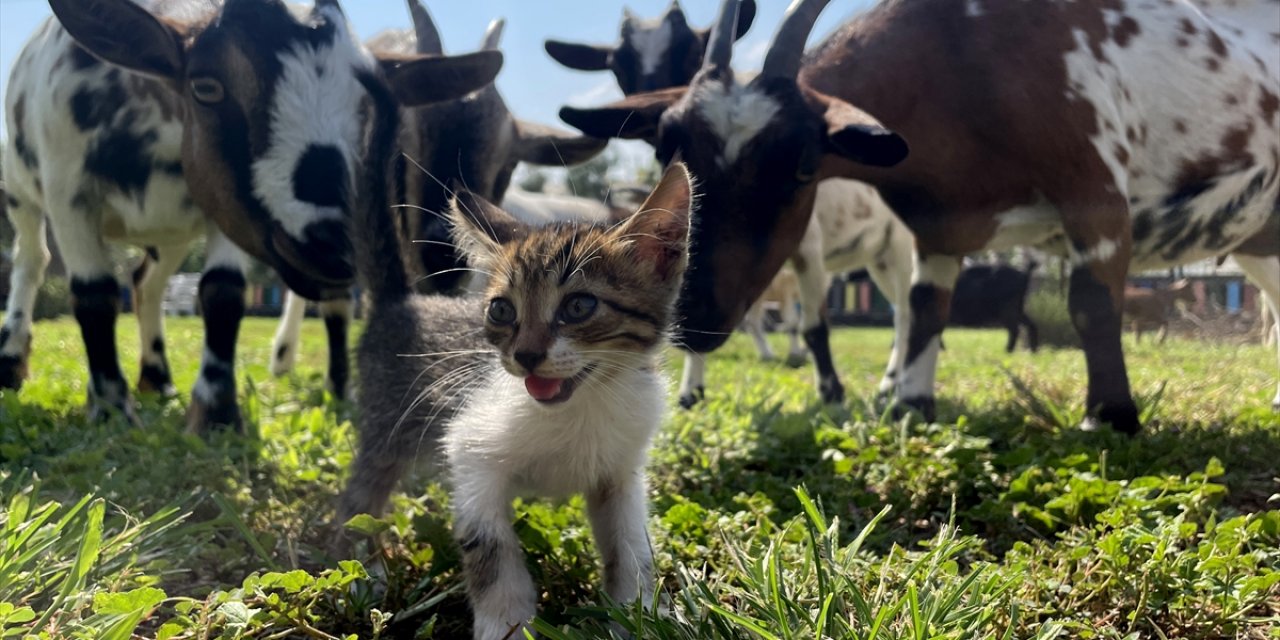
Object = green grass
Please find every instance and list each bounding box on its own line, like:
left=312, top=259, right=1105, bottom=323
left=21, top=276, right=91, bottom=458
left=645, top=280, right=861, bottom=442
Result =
left=1, top=315, right=1277, bottom=639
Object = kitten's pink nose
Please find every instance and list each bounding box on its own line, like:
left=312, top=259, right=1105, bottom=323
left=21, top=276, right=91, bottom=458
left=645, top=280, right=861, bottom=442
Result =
left=514, top=351, right=546, bottom=372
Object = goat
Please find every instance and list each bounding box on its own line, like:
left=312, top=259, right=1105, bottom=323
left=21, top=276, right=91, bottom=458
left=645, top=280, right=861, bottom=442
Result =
left=561, top=0, right=1280, bottom=428
left=950, top=262, right=1040, bottom=353
left=268, top=0, right=607, bottom=388
left=549, top=2, right=915, bottom=410
left=545, top=0, right=756, bottom=95
left=1123, top=279, right=1196, bottom=343
left=0, top=0, right=500, bottom=431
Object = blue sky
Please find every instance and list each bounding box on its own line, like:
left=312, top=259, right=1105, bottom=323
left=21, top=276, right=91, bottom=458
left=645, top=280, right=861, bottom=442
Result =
left=1, top=0, right=866, bottom=144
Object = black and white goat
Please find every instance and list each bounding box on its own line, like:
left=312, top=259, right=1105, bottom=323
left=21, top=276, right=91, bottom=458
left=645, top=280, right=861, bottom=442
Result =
left=0, top=0, right=500, bottom=431
left=545, top=0, right=757, bottom=95
left=562, top=0, right=1280, bottom=429
left=548, top=1, right=914, bottom=409
left=268, top=0, right=607, bottom=385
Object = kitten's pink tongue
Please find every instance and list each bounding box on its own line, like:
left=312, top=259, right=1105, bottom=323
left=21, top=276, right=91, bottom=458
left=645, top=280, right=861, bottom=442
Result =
left=524, top=375, right=564, bottom=401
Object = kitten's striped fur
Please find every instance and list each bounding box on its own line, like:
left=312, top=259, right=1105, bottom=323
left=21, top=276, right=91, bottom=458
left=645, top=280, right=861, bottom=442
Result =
left=337, top=163, right=694, bottom=639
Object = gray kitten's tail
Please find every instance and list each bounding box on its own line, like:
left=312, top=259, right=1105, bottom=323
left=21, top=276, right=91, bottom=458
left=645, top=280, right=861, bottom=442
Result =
left=354, top=70, right=410, bottom=305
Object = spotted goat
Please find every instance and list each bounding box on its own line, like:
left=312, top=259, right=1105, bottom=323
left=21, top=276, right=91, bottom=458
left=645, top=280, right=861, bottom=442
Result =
left=269, top=0, right=607, bottom=386
left=0, top=0, right=501, bottom=430
left=562, top=0, right=1280, bottom=430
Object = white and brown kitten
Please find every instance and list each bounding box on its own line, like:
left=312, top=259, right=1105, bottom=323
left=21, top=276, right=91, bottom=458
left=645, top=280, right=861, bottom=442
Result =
left=338, top=161, right=694, bottom=639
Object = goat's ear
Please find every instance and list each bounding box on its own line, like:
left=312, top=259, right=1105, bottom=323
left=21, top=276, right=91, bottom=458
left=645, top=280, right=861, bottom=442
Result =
left=514, top=120, right=609, bottom=166
left=50, top=0, right=187, bottom=81
left=822, top=97, right=909, bottom=168
left=544, top=40, right=612, bottom=72
left=612, top=163, right=693, bottom=281
left=559, top=87, right=686, bottom=140
left=448, top=189, right=528, bottom=263
left=378, top=51, right=503, bottom=107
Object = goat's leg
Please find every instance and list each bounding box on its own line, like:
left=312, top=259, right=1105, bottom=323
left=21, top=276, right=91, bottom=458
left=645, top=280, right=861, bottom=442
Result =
left=867, top=227, right=914, bottom=398
left=0, top=196, right=49, bottom=390
left=1021, top=311, right=1039, bottom=353
left=780, top=290, right=807, bottom=363
left=187, top=225, right=248, bottom=435
left=794, top=251, right=840, bottom=403
left=319, top=295, right=352, bottom=398
left=1005, top=319, right=1020, bottom=353
left=1157, top=321, right=1169, bottom=344
left=1061, top=200, right=1139, bottom=434
left=47, top=210, right=137, bottom=425
left=677, top=351, right=706, bottom=409
left=270, top=290, right=306, bottom=378
left=133, top=244, right=186, bottom=397
left=895, top=253, right=961, bottom=422
left=743, top=300, right=776, bottom=362
left=1232, top=254, right=1280, bottom=410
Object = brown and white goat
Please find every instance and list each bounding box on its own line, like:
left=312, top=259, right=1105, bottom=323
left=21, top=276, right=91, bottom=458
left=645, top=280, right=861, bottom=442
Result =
left=268, top=0, right=606, bottom=386
left=562, top=0, right=1280, bottom=430
left=1, top=0, right=499, bottom=430
left=549, top=1, right=915, bottom=409
left=1123, top=279, right=1197, bottom=343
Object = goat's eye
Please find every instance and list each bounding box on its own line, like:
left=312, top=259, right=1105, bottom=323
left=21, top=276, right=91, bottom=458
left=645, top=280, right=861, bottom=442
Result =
left=488, top=298, right=517, bottom=325
left=190, top=77, right=225, bottom=105
left=560, top=293, right=598, bottom=323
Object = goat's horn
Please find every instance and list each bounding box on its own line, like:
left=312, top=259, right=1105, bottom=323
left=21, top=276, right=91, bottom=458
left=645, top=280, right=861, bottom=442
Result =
left=481, top=18, right=505, bottom=51
left=761, top=0, right=831, bottom=80
left=702, top=0, right=742, bottom=73
left=666, top=0, right=687, bottom=22
left=406, top=0, right=443, bottom=55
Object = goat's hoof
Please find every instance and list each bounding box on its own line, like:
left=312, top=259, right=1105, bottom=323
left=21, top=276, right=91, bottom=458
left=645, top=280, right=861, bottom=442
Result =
left=819, top=379, right=845, bottom=405
left=137, top=366, right=177, bottom=399
left=186, top=396, right=243, bottom=435
left=0, top=334, right=33, bottom=391
left=1079, top=403, right=1141, bottom=435
left=0, top=355, right=28, bottom=391
left=678, top=386, right=705, bottom=410
left=892, top=396, right=936, bottom=422
left=785, top=353, right=809, bottom=368
left=270, top=344, right=295, bottom=378
left=88, top=396, right=142, bottom=428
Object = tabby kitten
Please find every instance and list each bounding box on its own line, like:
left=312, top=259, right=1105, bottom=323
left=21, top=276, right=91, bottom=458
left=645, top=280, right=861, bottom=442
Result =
left=337, top=162, right=693, bottom=640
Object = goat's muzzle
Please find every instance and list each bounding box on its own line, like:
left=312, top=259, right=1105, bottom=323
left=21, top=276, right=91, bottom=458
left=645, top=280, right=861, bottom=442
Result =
left=270, top=220, right=355, bottom=295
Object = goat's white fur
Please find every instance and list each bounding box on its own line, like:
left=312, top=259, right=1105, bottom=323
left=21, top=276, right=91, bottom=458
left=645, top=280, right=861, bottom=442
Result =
left=692, top=81, right=782, bottom=166
left=252, top=23, right=376, bottom=239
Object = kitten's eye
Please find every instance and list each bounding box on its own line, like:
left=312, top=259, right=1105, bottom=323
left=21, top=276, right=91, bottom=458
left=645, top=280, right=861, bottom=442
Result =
left=487, top=298, right=517, bottom=325
left=560, top=293, right=598, bottom=324
left=190, top=77, right=225, bottom=105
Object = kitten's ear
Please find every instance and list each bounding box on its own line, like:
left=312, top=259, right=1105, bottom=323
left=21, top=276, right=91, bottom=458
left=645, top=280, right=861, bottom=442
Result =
left=448, top=189, right=527, bottom=262
left=614, top=163, right=693, bottom=281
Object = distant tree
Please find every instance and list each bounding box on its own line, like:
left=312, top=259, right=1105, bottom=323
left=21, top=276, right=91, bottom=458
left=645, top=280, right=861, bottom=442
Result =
left=518, top=169, right=548, bottom=193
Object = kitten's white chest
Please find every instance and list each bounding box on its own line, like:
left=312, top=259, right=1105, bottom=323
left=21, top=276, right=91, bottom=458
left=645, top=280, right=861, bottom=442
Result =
left=446, top=367, right=666, bottom=497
